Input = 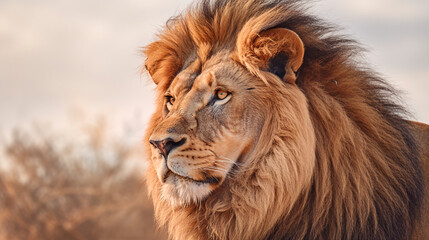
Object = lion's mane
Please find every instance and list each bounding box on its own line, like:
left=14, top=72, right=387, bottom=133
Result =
left=143, top=0, right=425, bottom=239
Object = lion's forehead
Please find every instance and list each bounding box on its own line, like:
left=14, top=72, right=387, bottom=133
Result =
left=170, top=71, right=197, bottom=95
left=169, top=52, right=238, bottom=94
left=169, top=74, right=211, bottom=111
left=169, top=68, right=218, bottom=104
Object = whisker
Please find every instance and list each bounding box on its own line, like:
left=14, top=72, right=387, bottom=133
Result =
left=202, top=167, right=229, bottom=174
left=204, top=166, right=229, bottom=171
left=213, top=159, right=237, bottom=165
left=204, top=150, right=251, bottom=175
left=215, top=157, right=250, bottom=174
left=213, top=156, right=239, bottom=165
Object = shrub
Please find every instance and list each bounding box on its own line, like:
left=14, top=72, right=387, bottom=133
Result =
left=0, top=119, right=165, bottom=240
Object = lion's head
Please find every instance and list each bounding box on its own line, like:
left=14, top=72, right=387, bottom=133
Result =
left=143, top=1, right=425, bottom=239
left=146, top=31, right=315, bottom=207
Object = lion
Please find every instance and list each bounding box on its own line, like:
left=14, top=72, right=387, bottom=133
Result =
left=142, top=0, right=429, bottom=239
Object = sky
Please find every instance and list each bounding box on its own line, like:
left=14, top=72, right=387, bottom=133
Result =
left=0, top=0, right=428, bottom=138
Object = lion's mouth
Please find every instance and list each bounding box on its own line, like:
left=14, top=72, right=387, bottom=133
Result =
left=164, top=170, right=220, bottom=185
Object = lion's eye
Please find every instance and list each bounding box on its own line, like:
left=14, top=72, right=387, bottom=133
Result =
left=216, top=90, right=229, bottom=100
left=165, top=96, right=175, bottom=111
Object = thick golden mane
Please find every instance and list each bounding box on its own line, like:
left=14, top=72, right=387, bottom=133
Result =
left=143, top=1, right=426, bottom=239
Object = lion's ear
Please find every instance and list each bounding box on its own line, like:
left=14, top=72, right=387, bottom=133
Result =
left=237, top=28, right=304, bottom=84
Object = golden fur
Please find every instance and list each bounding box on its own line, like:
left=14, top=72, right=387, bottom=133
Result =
left=143, top=0, right=428, bottom=239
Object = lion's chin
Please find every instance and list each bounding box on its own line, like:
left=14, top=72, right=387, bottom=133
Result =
left=161, top=173, right=215, bottom=207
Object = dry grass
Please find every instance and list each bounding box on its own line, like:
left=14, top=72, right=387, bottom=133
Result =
left=0, top=118, right=166, bottom=240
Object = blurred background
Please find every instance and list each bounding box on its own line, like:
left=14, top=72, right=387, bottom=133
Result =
left=0, top=0, right=427, bottom=239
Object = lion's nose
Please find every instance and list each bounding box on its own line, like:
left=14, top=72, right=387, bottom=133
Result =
left=149, top=138, right=186, bottom=159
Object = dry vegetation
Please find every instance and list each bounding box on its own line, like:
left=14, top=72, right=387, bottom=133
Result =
left=0, top=118, right=166, bottom=240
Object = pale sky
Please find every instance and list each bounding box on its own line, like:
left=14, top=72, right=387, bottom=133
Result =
left=0, top=0, right=428, bottom=137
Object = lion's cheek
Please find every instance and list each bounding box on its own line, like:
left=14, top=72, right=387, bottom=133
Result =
left=212, top=132, right=253, bottom=164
